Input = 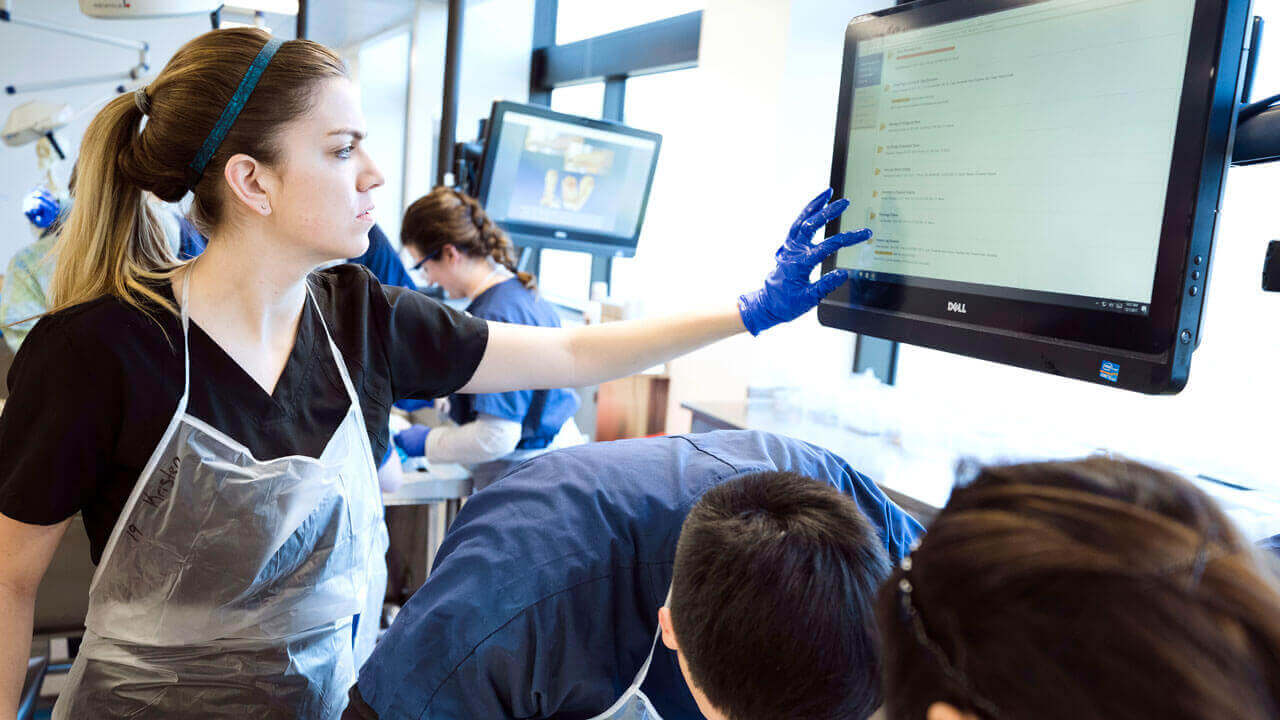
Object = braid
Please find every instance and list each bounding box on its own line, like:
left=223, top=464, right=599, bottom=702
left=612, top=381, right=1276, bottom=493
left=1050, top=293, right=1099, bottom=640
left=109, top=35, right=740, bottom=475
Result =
left=458, top=189, right=537, bottom=290
left=404, top=186, right=539, bottom=290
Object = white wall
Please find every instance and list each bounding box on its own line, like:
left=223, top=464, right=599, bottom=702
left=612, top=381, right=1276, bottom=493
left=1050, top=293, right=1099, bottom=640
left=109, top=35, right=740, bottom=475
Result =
left=625, top=0, right=1280, bottom=495
left=0, top=3, right=230, bottom=268
left=401, top=0, right=533, bottom=211
left=608, top=0, right=882, bottom=431
left=455, top=0, right=534, bottom=150
left=348, top=26, right=413, bottom=245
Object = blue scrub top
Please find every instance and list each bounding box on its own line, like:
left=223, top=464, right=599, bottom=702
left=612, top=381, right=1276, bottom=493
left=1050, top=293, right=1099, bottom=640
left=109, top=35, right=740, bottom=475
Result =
left=349, top=224, right=418, bottom=291
left=357, top=430, right=924, bottom=719
left=176, top=216, right=205, bottom=261
left=448, top=277, right=580, bottom=449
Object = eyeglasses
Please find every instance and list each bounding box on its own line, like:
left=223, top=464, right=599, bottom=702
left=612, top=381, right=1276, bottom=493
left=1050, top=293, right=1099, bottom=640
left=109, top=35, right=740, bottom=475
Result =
left=412, top=248, right=442, bottom=271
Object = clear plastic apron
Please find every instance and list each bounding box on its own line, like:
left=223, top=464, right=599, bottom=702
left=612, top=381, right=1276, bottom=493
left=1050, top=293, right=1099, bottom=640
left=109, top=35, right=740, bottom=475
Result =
left=54, top=277, right=388, bottom=719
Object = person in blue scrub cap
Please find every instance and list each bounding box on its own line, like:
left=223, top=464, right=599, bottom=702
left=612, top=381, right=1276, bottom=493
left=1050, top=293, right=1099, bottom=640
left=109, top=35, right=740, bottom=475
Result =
left=3, top=179, right=205, bottom=353
left=345, top=430, right=923, bottom=720
left=22, top=186, right=62, bottom=230
left=392, top=187, right=586, bottom=490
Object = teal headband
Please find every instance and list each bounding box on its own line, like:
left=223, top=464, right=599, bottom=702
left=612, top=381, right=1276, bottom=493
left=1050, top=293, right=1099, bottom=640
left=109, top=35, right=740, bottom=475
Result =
left=185, top=36, right=285, bottom=190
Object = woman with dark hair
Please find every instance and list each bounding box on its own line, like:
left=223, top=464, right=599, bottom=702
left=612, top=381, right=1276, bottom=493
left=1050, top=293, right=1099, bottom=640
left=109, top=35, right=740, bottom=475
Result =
left=393, top=187, right=584, bottom=489
left=877, top=457, right=1280, bottom=720
left=0, top=25, right=867, bottom=719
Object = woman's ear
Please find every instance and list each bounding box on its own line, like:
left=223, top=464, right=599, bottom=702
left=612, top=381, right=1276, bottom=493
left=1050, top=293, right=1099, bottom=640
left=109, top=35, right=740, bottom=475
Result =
left=222, top=153, right=275, bottom=216
left=926, top=702, right=980, bottom=720
left=440, top=243, right=459, bottom=263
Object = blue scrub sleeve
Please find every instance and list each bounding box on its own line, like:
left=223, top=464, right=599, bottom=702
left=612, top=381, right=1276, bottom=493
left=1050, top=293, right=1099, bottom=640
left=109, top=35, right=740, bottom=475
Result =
left=467, top=390, right=529, bottom=423
left=350, top=224, right=417, bottom=291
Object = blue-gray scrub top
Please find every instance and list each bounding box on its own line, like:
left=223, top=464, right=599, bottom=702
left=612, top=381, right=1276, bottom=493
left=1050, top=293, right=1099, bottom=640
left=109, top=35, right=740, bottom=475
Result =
left=356, top=429, right=923, bottom=719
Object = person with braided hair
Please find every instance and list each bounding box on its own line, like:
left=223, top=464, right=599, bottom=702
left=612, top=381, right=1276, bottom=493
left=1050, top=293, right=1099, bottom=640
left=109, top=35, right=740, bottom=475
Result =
left=0, top=26, right=867, bottom=718
left=393, top=187, right=585, bottom=490
left=877, top=456, right=1280, bottom=720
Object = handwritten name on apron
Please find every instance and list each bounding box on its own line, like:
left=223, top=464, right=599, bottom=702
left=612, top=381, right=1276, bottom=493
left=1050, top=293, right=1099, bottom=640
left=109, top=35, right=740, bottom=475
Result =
left=127, top=457, right=181, bottom=542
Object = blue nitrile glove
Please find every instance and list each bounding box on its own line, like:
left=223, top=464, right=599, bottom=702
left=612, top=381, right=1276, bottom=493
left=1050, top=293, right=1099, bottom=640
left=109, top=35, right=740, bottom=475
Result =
left=393, top=398, right=434, bottom=413
left=22, top=187, right=61, bottom=230
left=394, top=424, right=431, bottom=457
left=737, top=188, right=872, bottom=336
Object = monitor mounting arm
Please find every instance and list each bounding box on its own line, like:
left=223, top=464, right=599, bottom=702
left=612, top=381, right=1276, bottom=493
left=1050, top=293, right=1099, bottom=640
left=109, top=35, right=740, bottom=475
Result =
left=1226, top=16, right=1280, bottom=292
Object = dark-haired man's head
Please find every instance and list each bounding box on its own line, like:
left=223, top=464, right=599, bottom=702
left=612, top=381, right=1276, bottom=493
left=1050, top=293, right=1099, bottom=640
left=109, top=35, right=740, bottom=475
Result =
left=876, top=457, right=1280, bottom=720
left=658, top=471, right=892, bottom=720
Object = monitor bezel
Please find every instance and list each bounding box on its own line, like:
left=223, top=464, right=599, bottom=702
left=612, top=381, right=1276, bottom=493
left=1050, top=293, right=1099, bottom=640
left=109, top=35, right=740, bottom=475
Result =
left=820, top=0, right=1248, bottom=375
left=476, top=100, right=663, bottom=257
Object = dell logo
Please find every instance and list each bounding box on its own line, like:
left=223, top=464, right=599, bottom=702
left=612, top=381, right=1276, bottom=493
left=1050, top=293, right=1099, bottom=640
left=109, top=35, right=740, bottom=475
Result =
left=947, top=301, right=967, bottom=314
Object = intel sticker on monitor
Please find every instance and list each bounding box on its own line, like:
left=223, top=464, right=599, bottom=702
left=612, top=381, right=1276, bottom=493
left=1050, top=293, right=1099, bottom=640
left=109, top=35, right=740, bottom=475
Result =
left=1099, top=361, right=1120, bottom=383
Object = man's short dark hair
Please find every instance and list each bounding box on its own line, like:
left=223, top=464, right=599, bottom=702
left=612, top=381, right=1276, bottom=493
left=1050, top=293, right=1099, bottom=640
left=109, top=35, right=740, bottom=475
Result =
left=670, top=471, right=891, bottom=720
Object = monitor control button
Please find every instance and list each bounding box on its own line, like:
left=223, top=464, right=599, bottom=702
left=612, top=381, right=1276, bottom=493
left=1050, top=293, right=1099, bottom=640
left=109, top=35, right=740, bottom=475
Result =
left=1189, top=286, right=1199, bottom=297
left=1180, top=330, right=1192, bottom=344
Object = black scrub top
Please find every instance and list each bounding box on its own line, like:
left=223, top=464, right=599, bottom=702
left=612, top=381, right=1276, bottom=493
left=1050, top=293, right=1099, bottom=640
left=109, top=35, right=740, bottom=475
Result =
left=0, top=265, right=488, bottom=563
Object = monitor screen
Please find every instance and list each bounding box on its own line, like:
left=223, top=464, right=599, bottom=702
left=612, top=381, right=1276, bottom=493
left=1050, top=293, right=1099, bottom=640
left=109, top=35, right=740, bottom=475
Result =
left=835, top=0, right=1196, bottom=317
left=819, top=0, right=1251, bottom=393
left=479, top=102, right=661, bottom=253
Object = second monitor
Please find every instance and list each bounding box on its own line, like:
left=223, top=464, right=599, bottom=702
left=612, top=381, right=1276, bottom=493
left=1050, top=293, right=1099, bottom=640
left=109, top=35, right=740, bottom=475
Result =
left=477, top=101, right=663, bottom=258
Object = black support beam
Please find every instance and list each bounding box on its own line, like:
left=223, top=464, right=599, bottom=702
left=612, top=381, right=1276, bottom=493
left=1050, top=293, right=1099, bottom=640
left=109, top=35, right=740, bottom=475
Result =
left=437, top=0, right=465, bottom=186
left=602, top=75, right=626, bottom=121
left=531, top=11, right=701, bottom=92
left=529, top=0, right=558, bottom=106
left=295, top=0, right=308, bottom=39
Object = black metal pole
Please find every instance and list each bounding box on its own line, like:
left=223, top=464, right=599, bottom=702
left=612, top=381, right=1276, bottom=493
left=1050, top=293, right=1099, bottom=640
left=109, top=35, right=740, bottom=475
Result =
left=438, top=0, right=465, bottom=187
left=294, top=0, right=307, bottom=39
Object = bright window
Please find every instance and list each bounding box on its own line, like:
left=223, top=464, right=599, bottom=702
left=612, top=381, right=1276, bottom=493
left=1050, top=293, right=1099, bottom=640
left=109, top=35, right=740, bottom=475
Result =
left=609, top=67, right=703, bottom=306
left=555, top=0, right=704, bottom=45
left=550, top=82, right=605, bottom=119
left=537, top=248, right=593, bottom=307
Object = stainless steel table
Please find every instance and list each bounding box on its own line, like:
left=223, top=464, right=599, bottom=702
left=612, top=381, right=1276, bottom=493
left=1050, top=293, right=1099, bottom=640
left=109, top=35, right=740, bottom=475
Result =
left=382, top=463, right=473, bottom=577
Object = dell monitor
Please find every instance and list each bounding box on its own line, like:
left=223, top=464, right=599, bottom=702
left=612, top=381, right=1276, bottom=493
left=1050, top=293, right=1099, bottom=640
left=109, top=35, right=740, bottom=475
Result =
left=476, top=101, right=662, bottom=258
left=820, top=0, right=1253, bottom=394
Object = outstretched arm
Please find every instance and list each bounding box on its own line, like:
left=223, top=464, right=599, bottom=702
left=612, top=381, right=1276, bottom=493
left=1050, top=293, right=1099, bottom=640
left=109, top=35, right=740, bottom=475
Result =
left=458, top=189, right=870, bottom=395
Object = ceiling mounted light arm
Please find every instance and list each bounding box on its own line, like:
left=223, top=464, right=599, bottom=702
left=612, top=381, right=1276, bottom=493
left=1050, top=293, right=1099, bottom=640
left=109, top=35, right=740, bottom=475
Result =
left=1, top=0, right=150, bottom=95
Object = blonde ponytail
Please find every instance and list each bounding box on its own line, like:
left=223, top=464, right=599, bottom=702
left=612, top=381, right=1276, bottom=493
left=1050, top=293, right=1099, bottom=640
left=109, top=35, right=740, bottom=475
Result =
left=48, top=93, right=179, bottom=317
left=40, top=28, right=347, bottom=320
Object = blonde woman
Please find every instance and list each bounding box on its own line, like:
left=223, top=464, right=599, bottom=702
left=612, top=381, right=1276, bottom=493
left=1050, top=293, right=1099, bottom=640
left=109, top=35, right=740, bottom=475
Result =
left=0, top=28, right=867, bottom=719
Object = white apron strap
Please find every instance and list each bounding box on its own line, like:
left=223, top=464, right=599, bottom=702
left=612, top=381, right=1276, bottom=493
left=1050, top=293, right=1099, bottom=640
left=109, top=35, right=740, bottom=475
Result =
left=88, top=267, right=196, bottom=592
left=587, top=586, right=672, bottom=720
left=305, top=282, right=359, bottom=407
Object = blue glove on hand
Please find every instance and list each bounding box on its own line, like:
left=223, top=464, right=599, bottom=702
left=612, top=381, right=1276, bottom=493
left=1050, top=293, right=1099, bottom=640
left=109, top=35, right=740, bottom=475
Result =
left=393, top=425, right=431, bottom=458
left=393, top=398, right=434, bottom=413
left=737, top=188, right=871, bottom=336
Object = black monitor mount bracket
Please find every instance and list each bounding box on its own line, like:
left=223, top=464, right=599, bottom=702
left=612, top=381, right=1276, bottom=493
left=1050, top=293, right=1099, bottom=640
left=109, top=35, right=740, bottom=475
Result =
left=1229, top=16, right=1280, bottom=291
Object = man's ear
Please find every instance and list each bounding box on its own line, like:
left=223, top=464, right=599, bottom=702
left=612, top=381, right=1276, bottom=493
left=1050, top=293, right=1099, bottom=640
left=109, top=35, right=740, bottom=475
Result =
left=658, top=606, right=680, bottom=652
left=222, top=152, right=275, bottom=216
left=926, top=702, right=980, bottom=720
